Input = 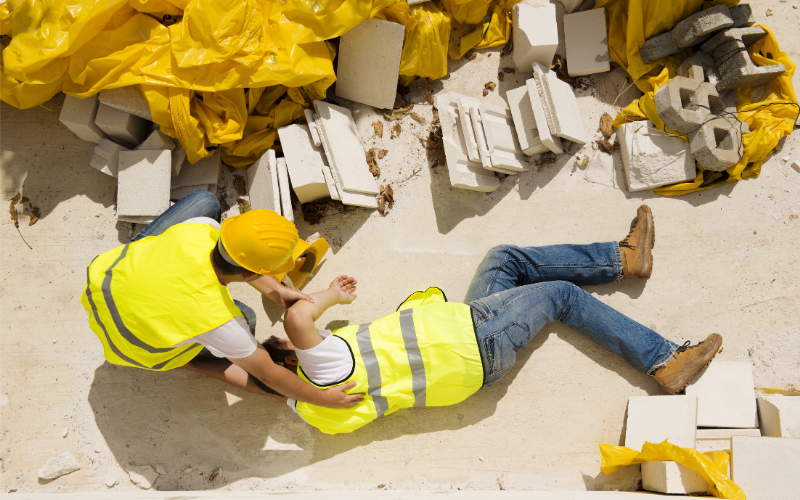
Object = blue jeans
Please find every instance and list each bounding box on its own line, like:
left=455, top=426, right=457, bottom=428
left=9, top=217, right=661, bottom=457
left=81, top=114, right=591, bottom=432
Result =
left=465, top=244, right=679, bottom=386
left=130, top=189, right=256, bottom=335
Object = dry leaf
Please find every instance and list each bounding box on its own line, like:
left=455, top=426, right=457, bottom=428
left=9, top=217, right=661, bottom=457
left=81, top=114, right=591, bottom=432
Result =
left=409, top=112, right=426, bottom=124
left=383, top=184, right=394, bottom=205
left=550, top=54, right=574, bottom=85
left=502, top=67, right=515, bottom=74
left=394, top=93, right=408, bottom=109
left=482, top=89, right=489, bottom=97
left=466, top=51, right=477, bottom=60
left=377, top=196, right=386, bottom=215
left=498, top=72, right=505, bottom=81
left=372, top=121, right=384, bottom=138
left=383, top=104, right=413, bottom=121
left=233, top=175, right=246, bottom=195
left=28, top=205, right=40, bottom=226
left=500, top=39, right=513, bottom=57
left=391, top=123, right=402, bottom=138
left=425, top=79, right=433, bottom=104
left=598, top=113, right=614, bottom=139
left=378, top=149, right=388, bottom=159
left=366, top=149, right=380, bottom=177
left=597, top=139, right=614, bottom=154
left=237, top=197, right=250, bottom=213
left=484, top=82, right=496, bottom=91
left=209, top=468, right=221, bottom=481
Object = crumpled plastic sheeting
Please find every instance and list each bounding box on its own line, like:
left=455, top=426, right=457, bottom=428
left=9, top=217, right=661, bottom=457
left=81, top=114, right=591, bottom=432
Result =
left=599, top=441, right=745, bottom=499
left=600, top=0, right=798, bottom=196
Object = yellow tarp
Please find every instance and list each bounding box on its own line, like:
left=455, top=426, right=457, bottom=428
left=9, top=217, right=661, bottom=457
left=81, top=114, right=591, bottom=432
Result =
left=599, top=0, right=798, bottom=195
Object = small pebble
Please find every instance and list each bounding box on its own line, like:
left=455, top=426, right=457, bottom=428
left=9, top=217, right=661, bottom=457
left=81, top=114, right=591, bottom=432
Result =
left=105, top=476, right=117, bottom=487
left=783, top=156, right=790, bottom=162
left=62, top=428, right=68, bottom=438
left=479, top=456, right=484, bottom=461
left=184, top=467, right=193, bottom=473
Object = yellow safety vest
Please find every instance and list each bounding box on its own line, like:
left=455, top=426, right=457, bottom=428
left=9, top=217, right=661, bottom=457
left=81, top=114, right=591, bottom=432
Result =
left=80, top=222, right=243, bottom=371
left=295, top=288, right=483, bottom=434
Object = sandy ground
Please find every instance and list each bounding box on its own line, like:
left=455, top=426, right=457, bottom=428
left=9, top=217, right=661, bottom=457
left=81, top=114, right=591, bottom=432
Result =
left=1, top=0, right=799, bottom=494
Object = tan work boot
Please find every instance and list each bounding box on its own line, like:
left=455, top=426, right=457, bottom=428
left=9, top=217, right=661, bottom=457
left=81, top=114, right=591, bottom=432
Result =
left=620, top=205, right=655, bottom=279
left=652, top=334, right=723, bottom=394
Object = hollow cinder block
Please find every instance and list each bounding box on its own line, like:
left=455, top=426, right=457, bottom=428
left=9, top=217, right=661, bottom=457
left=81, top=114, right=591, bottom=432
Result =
left=654, top=76, right=716, bottom=133
left=59, top=94, right=108, bottom=144
left=673, top=4, right=733, bottom=49
left=729, top=4, right=755, bottom=28
left=677, top=52, right=720, bottom=84
left=639, top=30, right=680, bottom=64
left=512, top=3, right=558, bottom=70
left=688, top=116, right=743, bottom=171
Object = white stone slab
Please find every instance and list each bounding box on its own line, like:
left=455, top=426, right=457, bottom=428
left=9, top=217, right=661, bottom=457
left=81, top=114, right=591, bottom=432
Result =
left=171, top=150, right=221, bottom=189
left=313, top=100, right=379, bottom=195
left=59, top=94, right=107, bottom=144
left=95, top=103, right=149, bottom=148
left=303, top=109, right=322, bottom=147
left=505, top=86, right=548, bottom=155
left=246, top=149, right=281, bottom=213
left=625, top=395, right=698, bottom=451
left=564, top=9, right=610, bottom=77
left=757, top=395, right=800, bottom=437
left=468, top=106, right=495, bottom=172
left=134, top=130, right=175, bottom=152
left=696, top=428, right=761, bottom=452
left=117, top=150, right=171, bottom=218
left=37, top=452, right=80, bottom=480
left=731, top=436, right=800, bottom=500
left=335, top=19, right=405, bottom=109
left=457, top=98, right=482, bottom=163
left=685, top=361, right=758, bottom=428
left=618, top=121, right=696, bottom=192
left=641, top=461, right=708, bottom=495
left=480, top=102, right=529, bottom=172
left=525, top=78, right=564, bottom=154
left=277, top=124, right=330, bottom=204
left=532, top=63, right=587, bottom=145
left=90, top=139, right=129, bottom=178
left=512, top=3, right=558, bottom=71
left=321, top=164, right=341, bottom=201
left=276, top=157, right=294, bottom=222
left=99, top=86, right=153, bottom=121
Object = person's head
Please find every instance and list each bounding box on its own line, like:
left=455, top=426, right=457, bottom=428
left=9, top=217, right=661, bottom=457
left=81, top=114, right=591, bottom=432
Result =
left=217, top=209, right=299, bottom=276
left=210, top=243, right=260, bottom=281
left=262, top=336, right=298, bottom=373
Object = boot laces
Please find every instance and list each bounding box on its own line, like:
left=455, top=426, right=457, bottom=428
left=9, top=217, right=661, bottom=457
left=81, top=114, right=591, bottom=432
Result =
left=676, top=340, right=700, bottom=353
left=619, top=217, right=639, bottom=249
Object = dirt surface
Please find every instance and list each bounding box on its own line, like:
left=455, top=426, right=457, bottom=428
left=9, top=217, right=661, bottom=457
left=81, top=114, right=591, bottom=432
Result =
left=2, top=0, right=799, bottom=494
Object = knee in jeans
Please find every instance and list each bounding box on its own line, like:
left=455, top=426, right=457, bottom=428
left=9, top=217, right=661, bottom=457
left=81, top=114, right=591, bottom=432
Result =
left=193, top=190, right=221, bottom=219
left=486, top=244, right=514, bottom=260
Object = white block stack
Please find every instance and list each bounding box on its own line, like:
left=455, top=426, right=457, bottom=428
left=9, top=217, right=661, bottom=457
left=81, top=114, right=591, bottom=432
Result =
left=685, top=361, right=758, bottom=428
left=731, top=436, right=800, bottom=500
left=695, top=428, right=761, bottom=453
left=479, top=103, right=529, bottom=172
left=171, top=151, right=221, bottom=194
left=95, top=103, right=149, bottom=148
left=59, top=94, right=108, bottom=144
left=277, top=124, right=330, bottom=204
left=625, top=395, right=698, bottom=450
left=564, top=8, right=611, bottom=77
left=246, top=149, right=281, bottom=213
left=757, top=394, right=800, bottom=437
left=532, top=63, right=588, bottom=145
left=276, top=157, right=294, bottom=222
left=512, top=3, right=558, bottom=71
left=524, top=80, right=564, bottom=154
left=90, top=139, right=129, bottom=177
left=98, top=86, right=153, bottom=121
left=117, top=150, right=171, bottom=223
left=618, top=120, right=697, bottom=191
left=505, top=86, right=549, bottom=156
left=641, top=461, right=708, bottom=495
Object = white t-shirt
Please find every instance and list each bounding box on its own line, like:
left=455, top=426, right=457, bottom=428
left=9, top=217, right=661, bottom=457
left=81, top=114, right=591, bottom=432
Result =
left=287, top=329, right=354, bottom=415
left=171, top=217, right=258, bottom=359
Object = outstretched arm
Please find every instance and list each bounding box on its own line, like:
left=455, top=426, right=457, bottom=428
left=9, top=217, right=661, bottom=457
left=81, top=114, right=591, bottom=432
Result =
left=248, top=275, right=315, bottom=309
left=284, top=276, right=358, bottom=350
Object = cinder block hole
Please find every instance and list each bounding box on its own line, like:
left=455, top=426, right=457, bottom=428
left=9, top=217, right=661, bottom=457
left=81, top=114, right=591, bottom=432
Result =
left=714, top=127, right=732, bottom=149
left=708, top=95, right=724, bottom=114
left=680, top=87, right=694, bottom=108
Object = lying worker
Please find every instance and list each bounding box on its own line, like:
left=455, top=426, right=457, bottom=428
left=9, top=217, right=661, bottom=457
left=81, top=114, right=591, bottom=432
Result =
left=262, top=206, right=722, bottom=434
left=81, top=189, right=363, bottom=410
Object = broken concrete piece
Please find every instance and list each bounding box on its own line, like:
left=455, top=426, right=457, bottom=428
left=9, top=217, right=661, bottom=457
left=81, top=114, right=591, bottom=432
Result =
left=731, top=436, right=800, bottom=500
left=37, top=452, right=80, bottom=480
left=564, top=9, right=610, bottom=77
left=677, top=52, right=720, bottom=84
left=468, top=106, right=494, bottom=172
left=320, top=164, right=341, bottom=201
left=303, top=109, right=322, bottom=147
left=512, top=3, right=558, bottom=71
left=701, top=27, right=786, bottom=91
left=688, top=116, right=742, bottom=171
left=618, top=121, right=696, bottom=192
left=117, top=150, right=171, bottom=218
left=90, top=139, right=129, bottom=178
left=685, top=361, right=757, bottom=428
left=170, top=185, right=208, bottom=201
left=127, top=465, right=158, bottom=489
left=673, top=4, right=733, bottom=49
left=59, top=94, right=108, bottom=144
left=95, top=104, right=149, bottom=148
left=134, top=130, right=175, bottom=152
left=729, top=4, right=755, bottom=28
left=246, top=149, right=281, bottom=213
left=505, top=86, right=548, bottom=156
left=99, top=86, right=153, bottom=121
left=525, top=78, right=563, bottom=154
left=335, top=19, right=405, bottom=109
left=641, top=461, right=708, bottom=495
left=757, top=395, right=800, bottom=438
left=277, top=125, right=330, bottom=204
left=624, top=395, right=697, bottom=451
left=457, top=98, right=482, bottom=163
left=276, top=157, right=294, bottom=222
left=171, top=150, right=221, bottom=189
left=479, top=103, right=529, bottom=172
left=532, top=63, right=587, bottom=145
left=639, top=30, right=681, bottom=64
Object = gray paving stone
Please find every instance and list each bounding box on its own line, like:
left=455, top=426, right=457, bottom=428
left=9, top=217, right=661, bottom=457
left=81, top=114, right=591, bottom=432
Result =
left=639, top=30, right=680, bottom=64
left=674, top=4, right=733, bottom=49
left=729, top=4, right=755, bottom=28
left=117, top=150, right=171, bottom=218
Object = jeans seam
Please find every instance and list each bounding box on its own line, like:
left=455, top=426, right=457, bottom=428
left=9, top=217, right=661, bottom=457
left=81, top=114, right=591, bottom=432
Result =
left=647, top=342, right=679, bottom=374
left=613, top=242, right=622, bottom=283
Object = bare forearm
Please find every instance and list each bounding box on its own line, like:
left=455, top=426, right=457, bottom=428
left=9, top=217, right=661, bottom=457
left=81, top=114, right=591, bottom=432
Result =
left=248, top=275, right=282, bottom=296
left=182, top=357, right=286, bottom=403
left=258, top=363, right=334, bottom=406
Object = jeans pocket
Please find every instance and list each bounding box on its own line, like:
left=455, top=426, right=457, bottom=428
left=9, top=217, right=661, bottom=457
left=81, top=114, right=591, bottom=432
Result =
left=483, top=325, right=526, bottom=376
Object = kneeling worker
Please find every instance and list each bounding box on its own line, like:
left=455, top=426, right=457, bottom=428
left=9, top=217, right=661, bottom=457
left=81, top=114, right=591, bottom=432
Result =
left=268, top=206, right=722, bottom=434
left=81, top=190, right=363, bottom=409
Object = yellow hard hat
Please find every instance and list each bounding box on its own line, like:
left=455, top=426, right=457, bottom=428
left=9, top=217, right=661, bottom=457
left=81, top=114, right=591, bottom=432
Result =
left=218, top=210, right=299, bottom=275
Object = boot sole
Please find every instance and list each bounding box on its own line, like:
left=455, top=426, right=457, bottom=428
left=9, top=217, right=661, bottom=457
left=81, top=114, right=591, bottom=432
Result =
left=639, top=205, right=654, bottom=279
left=664, top=344, right=722, bottom=395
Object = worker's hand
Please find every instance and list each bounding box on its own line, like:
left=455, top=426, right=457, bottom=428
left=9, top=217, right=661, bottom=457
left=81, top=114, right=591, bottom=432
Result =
left=272, top=286, right=315, bottom=309
left=321, top=381, right=364, bottom=409
left=329, top=275, right=357, bottom=304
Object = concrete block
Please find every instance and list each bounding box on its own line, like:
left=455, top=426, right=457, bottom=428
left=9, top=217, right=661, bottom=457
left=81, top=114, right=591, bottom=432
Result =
left=525, top=79, right=563, bottom=154
left=98, top=86, right=152, bottom=121
left=505, top=86, right=549, bottom=155
left=171, top=146, right=187, bottom=176
left=457, top=98, right=482, bottom=163
left=312, top=100, right=379, bottom=195
left=618, top=121, right=696, bottom=192
left=729, top=4, right=755, bottom=28
left=701, top=26, right=766, bottom=54
left=688, top=116, right=742, bottom=171
left=731, top=436, right=800, bottom=500
left=171, top=150, right=221, bottom=189
left=468, top=106, right=495, bottom=172
left=624, top=395, right=697, bottom=451
left=532, top=63, right=587, bottom=145
left=95, top=104, right=149, bottom=148
left=435, top=92, right=500, bottom=192
left=277, top=124, right=330, bottom=203
left=321, top=164, right=341, bottom=201
left=134, top=130, right=175, bottom=152
left=479, top=103, right=529, bottom=172
left=639, top=30, right=680, bottom=64
left=701, top=27, right=786, bottom=91
left=246, top=149, right=281, bottom=213
left=90, top=139, right=130, bottom=178
left=117, top=150, right=171, bottom=218
left=564, top=9, right=610, bottom=77
left=757, top=395, right=800, bottom=438
left=696, top=428, right=761, bottom=452
left=685, top=361, right=757, bottom=428
left=304, top=109, right=322, bottom=147
left=117, top=215, right=155, bottom=224
left=335, top=19, right=405, bottom=109
left=677, top=52, right=720, bottom=85
left=170, top=185, right=209, bottom=201
left=793, top=160, right=800, bottom=173
left=59, top=94, right=108, bottom=144
left=641, top=461, right=708, bottom=495
left=276, top=157, right=294, bottom=222
left=512, top=3, right=558, bottom=71
left=673, top=4, right=733, bottom=49
left=654, top=76, right=714, bottom=133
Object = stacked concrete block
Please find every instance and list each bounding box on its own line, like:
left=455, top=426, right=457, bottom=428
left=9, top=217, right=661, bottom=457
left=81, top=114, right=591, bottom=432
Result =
left=171, top=150, right=221, bottom=190
left=335, top=19, right=405, bottom=109
left=90, top=139, right=129, bottom=178
left=625, top=395, right=698, bottom=451
left=641, top=461, right=708, bottom=495
left=95, top=104, right=149, bottom=148
left=246, top=149, right=281, bottom=213
left=303, top=109, right=322, bottom=147
left=532, top=63, right=587, bottom=145
left=479, top=103, right=529, bottom=172
left=117, top=150, right=171, bottom=221
left=564, top=9, right=610, bottom=77
left=512, top=3, right=558, bottom=71
left=618, top=121, right=696, bottom=192
left=757, top=395, right=800, bottom=438
left=505, top=86, right=549, bottom=156
left=276, top=158, right=294, bottom=222
left=701, top=27, right=786, bottom=91
left=685, top=361, right=757, bottom=428
left=677, top=52, right=720, bottom=85
left=134, top=130, right=175, bottom=152
left=277, top=124, right=330, bottom=204
left=98, top=86, right=153, bottom=121
left=731, top=436, right=800, bottom=500
left=59, top=94, right=108, bottom=144
left=729, top=4, right=755, bottom=28
left=695, top=428, right=761, bottom=453
left=524, top=79, right=563, bottom=154
left=435, top=92, right=500, bottom=192
left=639, top=30, right=680, bottom=65
left=673, top=4, right=733, bottom=48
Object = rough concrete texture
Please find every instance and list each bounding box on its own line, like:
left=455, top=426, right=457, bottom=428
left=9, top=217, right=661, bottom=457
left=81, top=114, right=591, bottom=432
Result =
left=98, top=86, right=153, bottom=121
left=321, top=163, right=341, bottom=201
left=116, top=150, right=171, bottom=218
left=505, top=86, right=549, bottom=155
left=2, top=3, right=798, bottom=491
left=276, top=158, right=294, bottom=222
left=170, top=185, right=209, bottom=201
left=677, top=52, right=720, bottom=85
left=525, top=78, right=564, bottom=154
left=246, top=149, right=281, bottom=213
left=688, top=116, right=742, bottom=171
left=37, top=452, right=80, bottom=480
left=94, top=104, right=149, bottom=148
left=654, top=76, right=715, bottom=134
left=512, top=3, right=558, bottom=71
left=59, top=94, right=108, bottom=144
left=277, top=125, right=330, bottom=204
left=729, top=4, right=755, bottom=28
left=171, top=150, right=221, bottom=189
left=618, top=121, right=695, bottom=192
left=673, top=4, right=733, bottom=49
left=639, top=30, right=680, bottom=64
left=303, top=109, right=322, bottom=147
left=731, top=436, right=800, bottom=500
left=134, top=130, right=175, bottom=152
left=480, top=103, right=529, bottom=172
left=335, top=19, right=405, bottom=109
left=686, top=361, right=757, bottom=428
left=640, top=461, right=707, bottom=495
left=90, top=139, right=129, bottom=178
left=625, top=396, right=697, bottom=451
left=532, top=63, right=587, bottom=144
left=701, top=26, right=767, bottom=54
left=701, top=27, right=786, bottom=91
left=564, top=9, right=610, bottom=77
left=757, top=395, right=800, bottom=437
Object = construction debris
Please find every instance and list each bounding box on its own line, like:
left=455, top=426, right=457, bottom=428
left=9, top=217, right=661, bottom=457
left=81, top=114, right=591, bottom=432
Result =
left=564, top=9, right=610, bottom=77
left=701, top=27, right=787, bottom=91
left=246, top=149, right=281, bottom=213
left=37, top=452, right=80, bottom=480
left=505, top=86, right=549, bottom=155
left=618, top=121, right=696, bottom=192
left=90, top=139, right=129, bottom=178
left=98, top=86, right=153, bottom=121
left=757, top=394, right=800, bottom=437
left=117, top=150, right=171, bottom=222
left=731, top=436, right=800, bottom=500
left=642, top=461, right=708, bottom=495
left=59, top=94, right=107, bottom=144
left=127, top=465, right=159, bottom=489
left=532, top=63, right=587, bottom=145
left=512, top=3, right=558, bottom=71
left=277, top=124, right=330, bottom=204
left=94, top=103, right=149, bottom=148
left=685, top=361, right=758, bottom=428
left=276, top=157, right=294, bottom=222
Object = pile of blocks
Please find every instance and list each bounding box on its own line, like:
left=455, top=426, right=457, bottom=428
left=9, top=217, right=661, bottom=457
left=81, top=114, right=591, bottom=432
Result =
left=623, top=361, right=799, bottom=498
left=245, top=150, right=295, bottom=222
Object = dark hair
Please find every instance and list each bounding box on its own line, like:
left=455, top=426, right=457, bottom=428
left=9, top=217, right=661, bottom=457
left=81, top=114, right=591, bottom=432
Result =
left=262, top=335, right=295, bottom=364
left=210, top=241, right=250, bottom=276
